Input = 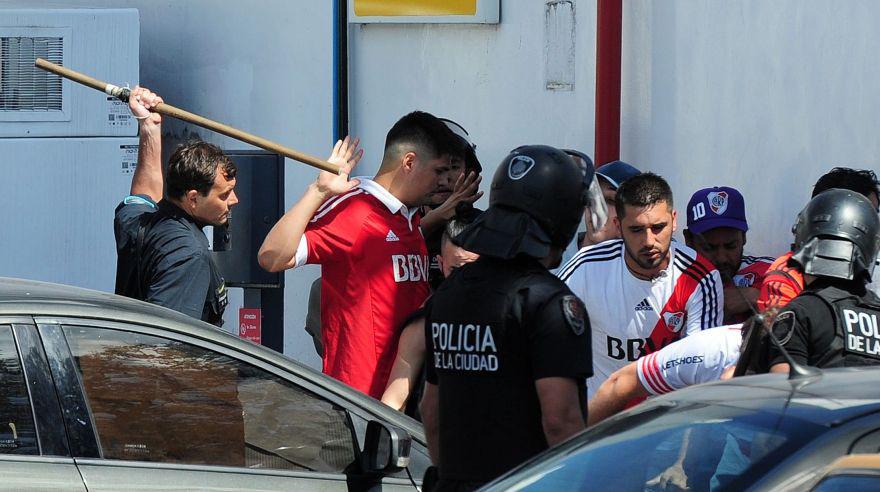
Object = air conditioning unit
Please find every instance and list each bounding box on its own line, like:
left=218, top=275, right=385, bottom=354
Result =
left=0, top=8, right=139, bottom=137
left=0, top=8, right=139, bottom=292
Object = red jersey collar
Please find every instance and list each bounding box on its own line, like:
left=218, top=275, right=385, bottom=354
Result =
left=357, top=178, right=418, bottom=220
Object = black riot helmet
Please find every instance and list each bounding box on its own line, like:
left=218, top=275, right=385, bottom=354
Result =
left=455, top=145, right=607, bottom=261
left=790, top=189, right=880, bottom=282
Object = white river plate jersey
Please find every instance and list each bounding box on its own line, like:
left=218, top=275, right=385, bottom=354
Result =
left=558, top=239, right=724, bottom=398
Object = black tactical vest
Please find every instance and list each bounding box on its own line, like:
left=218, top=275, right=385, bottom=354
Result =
left=425, top=257, right=559, bottom=482
left=807, top=287, right=880, bottom=368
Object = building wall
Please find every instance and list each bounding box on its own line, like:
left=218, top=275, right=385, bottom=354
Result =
left=621, top=0, right=880, bottom=257
left=348, top=0, right=598, bottom=180
left=9, top=0, right=336, bottom=368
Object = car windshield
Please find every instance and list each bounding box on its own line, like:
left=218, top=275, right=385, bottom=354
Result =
left=491, top=401, right=826, bottom=491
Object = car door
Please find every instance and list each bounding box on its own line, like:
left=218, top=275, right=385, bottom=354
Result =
left=36, top=317, right=418, bottom=491
left=0, top=319, right=86, bottom=491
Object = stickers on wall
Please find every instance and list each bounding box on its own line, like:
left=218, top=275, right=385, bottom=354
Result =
left=120, top=144, right=138, bottom=174
left=107, top=96, right=134, bottom=128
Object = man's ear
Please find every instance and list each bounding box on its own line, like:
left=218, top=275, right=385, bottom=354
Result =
left=671, top=209, right=678, bottom=232
left=401, top=151, right=417, bottom=172
left=184, top=189, right=200, bottom=210
left=742, top=231, right=748, bottom=246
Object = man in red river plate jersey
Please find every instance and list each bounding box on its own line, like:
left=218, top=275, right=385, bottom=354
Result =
left=683, top=186, right=774, bottom=324
left=259, top=112, right=467, bottom=398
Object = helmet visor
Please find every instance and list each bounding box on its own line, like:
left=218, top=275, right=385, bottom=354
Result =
left=564, top=150, right=608, bottom=233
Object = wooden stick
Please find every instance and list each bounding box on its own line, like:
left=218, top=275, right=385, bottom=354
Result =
left=35, top=58, right=340, bottom=174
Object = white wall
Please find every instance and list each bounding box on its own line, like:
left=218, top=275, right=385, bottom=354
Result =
left=621, top=0, right=880, bottom=257
left=348, top=0, right=598, bottom=183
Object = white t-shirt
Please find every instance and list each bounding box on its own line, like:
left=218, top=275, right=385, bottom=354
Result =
left=559, top=239, right=725, bottom=398
left=637, top=324, right=743, bottom=396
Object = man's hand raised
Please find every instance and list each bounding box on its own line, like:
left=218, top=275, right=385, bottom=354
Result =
left=129, top=86, right=163, bottom=129
left=316, top=136, right=364, bottom=199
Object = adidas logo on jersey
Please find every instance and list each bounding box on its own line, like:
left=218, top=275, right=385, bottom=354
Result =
left=635, top=299, right=653, bottom=312
left=385, top=230, right=399, bottom=242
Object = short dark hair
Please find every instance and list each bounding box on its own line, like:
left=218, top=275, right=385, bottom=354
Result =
left=166, top=141, right=237, bottom=199
left=383, top=111, right=466, bottom=162
left=812, top=167, right=880, bottom=200
left=614, top=172, right=673, bottom=218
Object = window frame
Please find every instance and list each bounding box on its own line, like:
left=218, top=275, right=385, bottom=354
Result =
left=11, top=321, right=69, bottom=457
left=0, top=317, right=69, bottom=458
left=35, top=316, right=365, bottom=476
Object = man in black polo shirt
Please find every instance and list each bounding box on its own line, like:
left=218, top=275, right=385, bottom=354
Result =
left=113, top=86, right=239, bottom=325
left=421, top=146, right=605, bottom=490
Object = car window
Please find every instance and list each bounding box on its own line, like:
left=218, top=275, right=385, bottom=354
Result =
left=497, top=402, right=825, bottom=491
left=0, top=325, right=38, bottom=455
left=813, top=474, right=880, bottom=492
left=63, top=325, right=355, bottom=472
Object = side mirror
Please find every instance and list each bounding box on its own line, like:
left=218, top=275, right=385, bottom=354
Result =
left=362, top=420, right=411, bottom=474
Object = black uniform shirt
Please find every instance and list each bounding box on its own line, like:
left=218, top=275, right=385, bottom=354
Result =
left=114, top=195, right=227, bottom=325
left=769, top=279, right=879, bottom=368
left=424, top=256, right=591, bottom=483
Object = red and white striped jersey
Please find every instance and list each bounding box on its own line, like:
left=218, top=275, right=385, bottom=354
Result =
left=294, top=179, right=430, bottom=398
left=637, top=324, right=743, bottom=396
left=559, top=239, right=724, bottom=398
left=728, top=255, right=775, bottom=289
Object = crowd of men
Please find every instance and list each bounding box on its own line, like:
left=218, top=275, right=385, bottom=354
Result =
left=114, top=86, right=880, bottom=491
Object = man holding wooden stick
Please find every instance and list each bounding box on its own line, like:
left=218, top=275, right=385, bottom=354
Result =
left=113, top=85, right=239, bottom=325
left=113, top=86, right=357, bottom=326
left=259, top=111, right=466, bottom=398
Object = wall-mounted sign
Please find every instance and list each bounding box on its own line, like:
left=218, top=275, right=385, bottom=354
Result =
left=350, top=0, right=499, bottom=24
left=239, top=308, right=262, bottom=345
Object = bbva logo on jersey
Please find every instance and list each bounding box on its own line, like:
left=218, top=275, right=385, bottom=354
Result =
left=392, top=254, right=430, bottom=283
left=663, top=311, right=686, bottom=332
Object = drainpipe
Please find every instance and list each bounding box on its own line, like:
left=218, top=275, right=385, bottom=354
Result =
left=595, top=0, right=622, bottom=166
left=333, top=0, right=350, bottom=142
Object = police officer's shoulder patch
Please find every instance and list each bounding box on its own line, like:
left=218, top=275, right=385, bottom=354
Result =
left=561, top=295, right=586, bottom=336
left=772, top=310, right=796, bottom=345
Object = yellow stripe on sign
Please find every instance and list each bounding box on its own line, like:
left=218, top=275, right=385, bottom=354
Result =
left=354, top=0, right=477, bottom=16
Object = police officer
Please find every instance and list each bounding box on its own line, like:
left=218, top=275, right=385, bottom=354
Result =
left=768, top=189, right=880, bottom=372
left=113, top=87, right=239, bottom=325
left=420, top=145, right=607, bottom=491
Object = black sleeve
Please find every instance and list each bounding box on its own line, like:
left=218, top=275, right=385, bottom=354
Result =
left=423, top=299, right=438, bottom=385
left=114, top=195, right=158, bottom=251
left=524, top=285, right=593, bottom=381
left=767, top=298, right=823, bottom=367
left=145, top=247, right=212, bottom=320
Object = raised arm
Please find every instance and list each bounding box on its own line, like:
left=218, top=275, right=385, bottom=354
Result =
left=258, top=137, right=363, bottom=272
left=128, top=86, right=164, bottom=202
